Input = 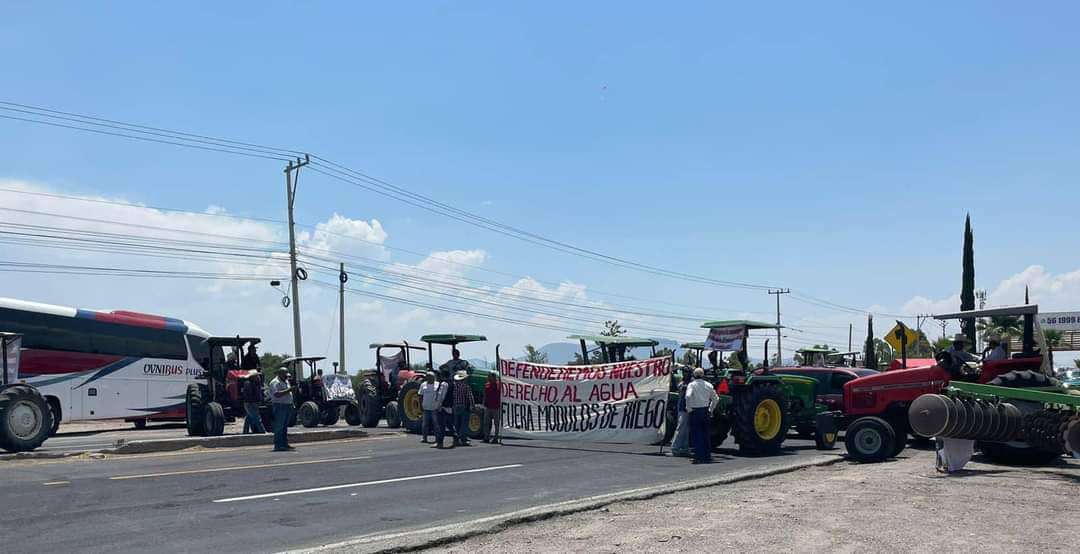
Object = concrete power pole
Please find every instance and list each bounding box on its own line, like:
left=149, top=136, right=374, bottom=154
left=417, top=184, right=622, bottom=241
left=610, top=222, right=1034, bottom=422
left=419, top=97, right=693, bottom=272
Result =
left=848, top=323, right=853, bottom=352
left=339, top=262, right=347, bottom=372
left=285, top=155, right=310, bottom=358
left=768, top=289, right=790, bottom=365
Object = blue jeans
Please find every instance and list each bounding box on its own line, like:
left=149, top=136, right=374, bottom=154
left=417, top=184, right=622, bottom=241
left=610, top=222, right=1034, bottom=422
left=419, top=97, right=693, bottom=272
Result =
left=454, top=406, right=471, bottom=443
left=244, top=402, right=266, bottom=434
left=272, top=403, right=294, bottom=450
left=689, top=408, right=712, bottom=462
left=422, top=409, right=437, bottom=440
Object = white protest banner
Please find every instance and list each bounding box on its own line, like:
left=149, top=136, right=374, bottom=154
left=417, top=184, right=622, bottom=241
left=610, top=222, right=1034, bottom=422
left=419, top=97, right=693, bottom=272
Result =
left=705, top=325, right=745, bottom=351
left=499, top=356, right=672, bottom=444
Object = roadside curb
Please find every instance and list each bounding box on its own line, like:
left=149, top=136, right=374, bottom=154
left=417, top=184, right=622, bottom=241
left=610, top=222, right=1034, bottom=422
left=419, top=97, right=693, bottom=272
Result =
left=0, top=451, right=90, bottom=461
left=290, top=453, right=845, bottom=554
left=102, top=428, right=370, bottom=454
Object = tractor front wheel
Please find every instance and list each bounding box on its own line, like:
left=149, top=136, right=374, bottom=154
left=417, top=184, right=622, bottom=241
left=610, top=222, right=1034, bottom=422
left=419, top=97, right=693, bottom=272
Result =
left=321, top=407, right=340, bottom=426
left=356, top=379, right=382, bottom=428
left=185, top=384, right=207, bottom=436
left=344, top=401, right=363, bottom=426
left=385, top=401, right=401, bottom=429
left=203, top=401, right=225, bottom=436
left=299, top=401, right=321, bottom=428
left=844, top=416, right=896, bottom=463
left=397, top=381, right=423, bottom=434
left=733, top=383, right=789, bottom=455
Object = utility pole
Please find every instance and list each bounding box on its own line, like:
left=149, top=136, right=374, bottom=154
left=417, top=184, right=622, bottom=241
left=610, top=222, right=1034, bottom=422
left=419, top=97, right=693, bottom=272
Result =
left=939, top=320, right=949, bottom=340
left=339, top=263, right=347, bottom=372
left=285, top=154, right=310, bottom=358
left=768, top=289, right=790, bottom=365
left=848, top=323, right=853, bottom=352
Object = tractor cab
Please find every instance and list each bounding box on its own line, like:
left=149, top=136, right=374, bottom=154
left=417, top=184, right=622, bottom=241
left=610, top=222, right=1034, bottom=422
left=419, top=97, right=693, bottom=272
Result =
left=421, top=334, right=488, bottom=377
left=827, top=351, right=861, bottom=367
left=283, top=356, right=357, bottom=428
left=568, top=335, right=659, bottom=365
left=931, top=304, right=1050, bottom=383
left=352, top=342, right=428, bottom=430
left=796, top=347, right=837, bottom=367
left=186, top=336, right=263, bottom=437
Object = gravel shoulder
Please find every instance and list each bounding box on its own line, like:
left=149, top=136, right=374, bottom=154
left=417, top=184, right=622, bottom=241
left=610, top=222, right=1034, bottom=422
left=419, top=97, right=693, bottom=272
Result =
left=427, top=448, right=1080, bottom=553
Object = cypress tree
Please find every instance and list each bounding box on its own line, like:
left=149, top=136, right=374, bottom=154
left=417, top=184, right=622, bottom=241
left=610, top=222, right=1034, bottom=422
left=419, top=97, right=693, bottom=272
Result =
left=961, top=214, right=976, bottom=350
left=864, top=314, right=877, bottom=370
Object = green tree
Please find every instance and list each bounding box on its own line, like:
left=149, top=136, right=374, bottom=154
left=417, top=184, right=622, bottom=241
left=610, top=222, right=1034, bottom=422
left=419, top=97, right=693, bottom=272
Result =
left=523, top=344, right=548, bottom=364
left=960, top=214, right=976, bottom=349
left=601, top=320, right=626, bottom=337
left=907, top=331, right=934, bottom=357
left=678, top=350, right=698, bottom=366
left=977, top=315, right=1023, bottom=340
left=864, top=315, right=877, bottom=370
left=655, top=347, right=674, bottom=359
left=1044, top=330, right=1063, bottom=349
left=933, top=336, right=953, bottom=352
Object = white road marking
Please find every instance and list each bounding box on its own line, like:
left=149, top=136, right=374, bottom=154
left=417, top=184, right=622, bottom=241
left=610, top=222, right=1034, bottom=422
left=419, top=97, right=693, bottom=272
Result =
left=214, top=464, right=523, bottom=503
left=110, top=453, right=371, bottom=479
left=42, top=481, right=70, bottom=486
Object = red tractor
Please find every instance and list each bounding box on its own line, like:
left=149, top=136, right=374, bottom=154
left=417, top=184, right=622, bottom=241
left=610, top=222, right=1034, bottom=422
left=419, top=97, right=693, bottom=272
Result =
left=354, top=342, right=427, bottom=429
left=815, top=305, right=1061, bottom=463
left=186, top=336, right=271, bottom=436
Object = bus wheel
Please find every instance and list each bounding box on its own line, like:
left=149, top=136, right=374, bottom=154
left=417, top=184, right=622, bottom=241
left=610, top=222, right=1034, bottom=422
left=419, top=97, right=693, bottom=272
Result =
left=133, top=419, right=147, bottom=430
left=47, top=398, right=61, bottom=436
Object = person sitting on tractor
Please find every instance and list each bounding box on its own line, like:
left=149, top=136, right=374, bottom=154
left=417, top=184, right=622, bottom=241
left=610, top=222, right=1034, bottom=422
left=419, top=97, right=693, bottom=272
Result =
left=983, top=334, right=1008, bottom=362
left=706, top=350, right=724, bottom=370
left=241, top=343, right=260, bottom=371
left=439, top=348, right=471, bottom=375
left=944, top=334, right=978, bottom=373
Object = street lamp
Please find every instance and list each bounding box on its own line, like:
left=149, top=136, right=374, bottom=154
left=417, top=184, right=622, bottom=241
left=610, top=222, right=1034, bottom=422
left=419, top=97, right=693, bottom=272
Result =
left=270, top=280, right=291, bottom=308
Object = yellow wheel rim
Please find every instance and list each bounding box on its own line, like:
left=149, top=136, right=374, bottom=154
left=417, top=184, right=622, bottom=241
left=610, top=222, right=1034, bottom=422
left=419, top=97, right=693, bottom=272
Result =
left=403, top=389, right=422, bottom=421
left=754, top=399, right=782, bottom=440
left=469, top=412, right=482, bottom=433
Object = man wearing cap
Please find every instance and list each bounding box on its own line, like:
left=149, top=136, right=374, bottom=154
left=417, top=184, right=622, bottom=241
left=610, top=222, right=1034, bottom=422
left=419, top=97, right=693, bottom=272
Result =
left=684, top=367, right=719, bottom=464
left=269, top=368, right=297, bottom=451
left=944, top=333, right=977, bottom=372
left=452, top=370, right=475, bottom=446
left=983, top=334, right=1008, bottom=362
left=241, top=370, right=266, bottom=434
left=418, top=372, right=440, bottom=444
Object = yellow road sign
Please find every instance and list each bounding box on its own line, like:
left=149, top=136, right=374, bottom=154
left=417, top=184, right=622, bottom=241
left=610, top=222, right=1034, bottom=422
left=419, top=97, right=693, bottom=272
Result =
left=885, top=323, right=919, bottom=352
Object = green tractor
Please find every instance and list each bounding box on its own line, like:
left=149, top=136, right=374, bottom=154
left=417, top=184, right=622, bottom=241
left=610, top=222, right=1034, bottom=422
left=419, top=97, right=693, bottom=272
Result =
left=393, top=334, right=496, bottom=439
left=568, top=334, right=659, bottom=365
left=696, top=320, right=819, bottom=455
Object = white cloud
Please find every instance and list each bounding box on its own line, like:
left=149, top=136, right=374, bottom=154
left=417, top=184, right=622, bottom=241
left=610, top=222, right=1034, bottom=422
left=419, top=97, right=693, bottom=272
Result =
left=299, top=213, right=388, bottom=262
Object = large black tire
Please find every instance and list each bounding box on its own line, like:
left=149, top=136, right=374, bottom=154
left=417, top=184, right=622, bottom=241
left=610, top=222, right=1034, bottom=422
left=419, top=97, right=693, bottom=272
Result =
left=397, top=381, right=423, bottom=434
left=47, top=397, right=61, bottom=436
left=204, top=401, right=225, bottom=436
left=814, top=426, right=838, bottom=450
left=978, top=370, right=1064, bottom=465
left=344, top=401, right=363, bottom=426
left=468, top=403, right=485, bottom=440
left=133, top=419, right=147, bottom=430
left=385, top=401, right=401, bottom=428
left=733, top=383, right=790, bottom=455
left=299, top=401, right=321, bottom=428
left=845, top=416, right=896, bottom=463
left=356, top=379, right=382, bottom=428
left=662, top=408, right=677, bottom=445
left=321, top=407, right=340, bottom=426
left=710, top=414, right=731, bottom=450
left=0, top=384, right=53, bottom=453
left=186, top=383, right=207, bottom=436
left=885, top=415, right=909, bottom=458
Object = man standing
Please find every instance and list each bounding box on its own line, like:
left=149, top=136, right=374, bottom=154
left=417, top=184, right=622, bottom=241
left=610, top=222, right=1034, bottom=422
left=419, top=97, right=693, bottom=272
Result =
left=685, top=367, right=718, bottom=464
left=418, top=372, right=439, bottom=444
left=241, top=370, right=266, bottom=434
left=482, top=373, right=501, bottom=444
left=269, top=368, right=297, bottom=452
left=436, top=370, right=455, bottom=449
left=452, top=370, right=475, bottom=446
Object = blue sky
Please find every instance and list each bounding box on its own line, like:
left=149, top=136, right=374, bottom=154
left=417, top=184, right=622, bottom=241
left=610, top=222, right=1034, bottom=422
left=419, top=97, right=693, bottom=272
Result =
left=2, top=2, right=1079, bottom=362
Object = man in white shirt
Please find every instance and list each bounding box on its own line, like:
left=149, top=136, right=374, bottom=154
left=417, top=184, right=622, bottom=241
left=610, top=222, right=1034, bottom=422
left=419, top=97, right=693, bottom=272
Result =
left=983, top=334, right=1008, bottom=362
left=269, top=368, right=297, bottom=452
left=685, top=367, right=719, bottom=464
left=418, top=372, right=440, bottom=444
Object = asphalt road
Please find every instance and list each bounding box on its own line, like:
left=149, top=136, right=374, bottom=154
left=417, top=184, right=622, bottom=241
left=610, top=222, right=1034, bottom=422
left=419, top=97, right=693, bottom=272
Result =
left=1, top=431, right=830, bottom=553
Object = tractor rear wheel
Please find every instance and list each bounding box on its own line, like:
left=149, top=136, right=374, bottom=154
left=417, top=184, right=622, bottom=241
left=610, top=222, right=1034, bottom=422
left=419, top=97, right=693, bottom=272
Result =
left=0, top=384, right=52, bottom=453
left=397, top=381, right=423, bottom=434
left=814, top=426, right=838, bottom=450
left=385, top=401, right=401, bottom=428
left=710, top=414, right=730, bottom=449
left=733, top=383, right=790, bottom=455
left=203, top=401, right=225, bottom=436
left=356, top=379, right=382, bottom=428
left=344, top=401, right=363, bottom=426
left=185, top=384, right=207, bottom=436
left=844, top=416, right=896, bottom=463
left=299, top=401, right=321, bottom=428
left=978, top=370, right=1064, bottom=465
left=321, top=407, right=340, bottom=426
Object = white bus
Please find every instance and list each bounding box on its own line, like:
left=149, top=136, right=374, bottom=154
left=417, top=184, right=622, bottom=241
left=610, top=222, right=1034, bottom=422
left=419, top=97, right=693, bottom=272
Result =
left=0, top=297, right=212, bottom=433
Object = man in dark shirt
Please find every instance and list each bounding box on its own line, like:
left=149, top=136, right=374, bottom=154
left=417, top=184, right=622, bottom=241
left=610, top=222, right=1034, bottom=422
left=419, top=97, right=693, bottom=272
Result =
left=482, top=373, right=501, bottom=444
left=241, top=371, right=266, bottom=434
left=241, top=344, right=261, bottom=371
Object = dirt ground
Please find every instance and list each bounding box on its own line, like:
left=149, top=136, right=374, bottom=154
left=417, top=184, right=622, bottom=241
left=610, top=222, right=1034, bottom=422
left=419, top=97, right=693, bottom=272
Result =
left=428, top=448, right=1080, bottom=553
